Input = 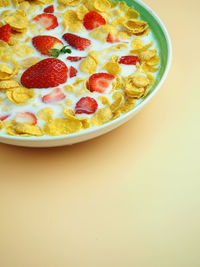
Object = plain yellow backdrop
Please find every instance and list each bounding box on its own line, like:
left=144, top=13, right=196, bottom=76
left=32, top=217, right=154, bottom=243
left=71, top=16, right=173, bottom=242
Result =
left=0, top=0, right=200, bottom=266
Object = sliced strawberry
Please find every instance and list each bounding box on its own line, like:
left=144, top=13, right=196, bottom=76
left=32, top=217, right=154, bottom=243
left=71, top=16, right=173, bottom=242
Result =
left=0, top=114, right=10, bottom=121
left=21, top=58, right=68, bottom=88
left=32, top=35, right=71, bottom=57
left=69, top=66, right=77, bottom=78
left=75, top=97, right=98, bottom=114
left=0, top=24, right=11, bottom=43
left=118, top=55, right=139, bottom=65
left=106, top=33, right=120, bottom=43
left=89, top=73, right=115, bottom=93
left=44, top=5, right=54, bottom=13
left=42, top=87, right=66, bottom=103
left=33, top=13, right=58, bottom=31
left=83, top=11, right=106, bottom=30
left=66, top=56, right=86, bottom=62
left=15, top=112, right=37, bottom=125
left=63, top=33, right=91, bottom=51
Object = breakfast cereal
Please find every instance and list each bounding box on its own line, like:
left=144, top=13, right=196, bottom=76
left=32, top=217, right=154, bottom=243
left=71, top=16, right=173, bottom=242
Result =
left=0, top=0, right=160, bottom=137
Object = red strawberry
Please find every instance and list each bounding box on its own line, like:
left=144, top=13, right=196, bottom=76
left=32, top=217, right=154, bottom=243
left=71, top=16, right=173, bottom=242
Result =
left=118, top=55, right=139, bottom=65
left=0, top=114, right=10, bottom=121
left=0, top=24, right=11, bottom=43
left=33, top=13, right=58, bottom=31
left=75, top=97, right=98, bottom=114
left=44, top=5, right=54, bottom=13
left=21, top=58, right=68, bottom=88
left=63, top=33, right=91, bottom=51
left=32, top=35, right=71, bottom=58
left=32, top=35, right=63, bottom=56
left=15, top=112, right=37, bottom=125
left=69, top=66, right=77, bottom=78
left=89, top=73, right=115, bottom=93
left=106, top=33, right=120, bottom=43
left=42, top=87, right=66, bottom=103
left=83, top=11, right=106, bottom=30
left=66, top=56, right=85, bottom=62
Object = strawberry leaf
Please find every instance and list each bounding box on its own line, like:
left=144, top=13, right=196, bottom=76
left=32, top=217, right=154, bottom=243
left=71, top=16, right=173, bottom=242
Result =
left=49, top=49, right=60, bottom=58
left=49, top=46, right=72, bottom=58
left=60, top=46, right=72, bottom=54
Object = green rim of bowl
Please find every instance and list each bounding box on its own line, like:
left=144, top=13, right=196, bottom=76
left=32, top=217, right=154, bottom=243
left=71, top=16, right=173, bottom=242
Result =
left=114, top=0, right=170, bottom=99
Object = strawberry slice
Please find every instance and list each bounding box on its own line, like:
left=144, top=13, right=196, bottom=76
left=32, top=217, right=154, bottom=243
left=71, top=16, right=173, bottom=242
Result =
left=63, top=33, right=91, bottom=51
left=0, top=114, right=10, bottom=121
left=15, top=112, right=37, bottom=125
left=21, top=58, right=68, bottom=88
left=106, top=33, right=120, bottom=43
left=83, top=11, right=106, bottom=30
left=89, top=73, right=115, bottom=93
left=118, top=55, right=139, bottom=65
left=75, top=97, right=98, bottom=114
left=42, top=87, right=66, bottom=103
left=33, top=13, right=58, bottom=31
left=32, top=35, right=71, bottom=57
left=69, top=66, right=77, bottom=78
left=0, top=24, right=11, bottom=43
left=66, top=56, right=86, bottom=62
left=44, top=5, right=54, bottom=13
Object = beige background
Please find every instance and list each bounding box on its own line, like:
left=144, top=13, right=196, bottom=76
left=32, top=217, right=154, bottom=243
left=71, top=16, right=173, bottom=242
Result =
left=0, top=0, right=200, bottom=266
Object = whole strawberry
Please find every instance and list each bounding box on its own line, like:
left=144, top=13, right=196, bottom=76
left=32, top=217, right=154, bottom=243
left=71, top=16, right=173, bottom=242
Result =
left=0, top=24, right=11, bottom=43
left=21, top=58, right=68, bottom=88
left=32, top=35, right=71, bottom=57
left=62, top=33, right=91, bottom=51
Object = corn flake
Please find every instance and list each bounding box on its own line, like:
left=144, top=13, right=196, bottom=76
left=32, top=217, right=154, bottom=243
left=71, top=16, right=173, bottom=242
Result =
left=64, top=84, right=74, bottom=93
left=110, top=92, right=124, bottom=112
left=88, top=51, right=98, bottom=63
left=58, top=0, right=81, bottom=6
left=119, top=1, right=129, bottom=12
left=98, top=95, right=110, bottom=105
left=120, top=97, right=136, bottom=113
left=0, top=10, right=11, bottom=19
left=63, top=9, right=82, bottom=32
left=125, top=8, right=139, bottom=19
left=79, top=56, right=97, bottom=74
left=104, top=62, right=121, bottom=76
left=19, top=1, right=30, bottom=10
left=20, top=57, right=41, bottom=69
left=6, top=87, right=34, bottom=104
left=4, top=10, right=28, bottom=32
left=132, top=75, right=149, bottom=88
left=43, top=118, right=82, bottom=136
left=90, top=107, right=112, bottom=126
left=146, top=55, right=160, bottom=66
left=0, top=0, right=10, bottom=7
left=13, top=44, right=34, bottom=57
left=0, top=64, right=13, bottom=74
left=37, top=108, right=54, bottom=122
left=124, top=19, right=148, bottom=35
left=94, top=0, right=111, bottom=12
left=116, top=31, right=131, bottom=40
left=0, top=80, right=19, bottom=90
left=15, top=123, right=42, bottom=136
left=76, top=4, right=88, bottom=20
left=124, top=75, right=149, bottom=99
left=112, top=16, right=127, bottom=27
left=130, top=41, right=153, bottom=54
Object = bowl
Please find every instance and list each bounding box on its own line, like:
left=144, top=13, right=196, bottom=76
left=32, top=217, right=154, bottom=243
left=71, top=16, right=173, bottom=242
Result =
left=0, top=0, right=172, bottom=147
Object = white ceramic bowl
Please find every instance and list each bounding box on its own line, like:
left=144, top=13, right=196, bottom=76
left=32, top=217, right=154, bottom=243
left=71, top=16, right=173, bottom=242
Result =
left=0, top=0, right=172, bottom=147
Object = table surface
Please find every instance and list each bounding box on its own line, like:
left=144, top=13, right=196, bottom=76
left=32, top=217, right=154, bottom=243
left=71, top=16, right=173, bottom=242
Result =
left=0, top=0, right=200, bottom=266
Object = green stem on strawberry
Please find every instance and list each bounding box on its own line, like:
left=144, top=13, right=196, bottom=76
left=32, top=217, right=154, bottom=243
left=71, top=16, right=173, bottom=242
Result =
left=49, top=45, right=72, bottom=58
